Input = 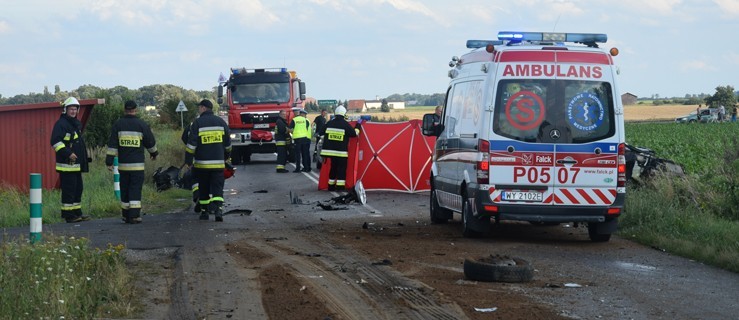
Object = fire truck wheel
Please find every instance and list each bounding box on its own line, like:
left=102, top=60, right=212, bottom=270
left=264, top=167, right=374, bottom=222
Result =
left=463, top=255, right=533, bottom=283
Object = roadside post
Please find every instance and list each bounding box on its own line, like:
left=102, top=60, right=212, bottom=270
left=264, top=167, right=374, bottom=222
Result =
left=113, top=157, right=120, bottom=200
left=29, top=173, right=42, bottom=244
left=176, top=100, right=188, bottom=128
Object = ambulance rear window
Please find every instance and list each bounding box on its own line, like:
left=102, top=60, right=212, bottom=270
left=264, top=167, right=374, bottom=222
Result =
left=492, top=79, right=615, bottom=144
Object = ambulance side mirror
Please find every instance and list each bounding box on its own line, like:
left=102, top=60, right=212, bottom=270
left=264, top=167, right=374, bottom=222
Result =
left=422, top=113, right=443, bottom=137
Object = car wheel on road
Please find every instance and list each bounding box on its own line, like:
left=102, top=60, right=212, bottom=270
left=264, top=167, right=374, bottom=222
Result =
left=463, top=255, right=534, bottom=283
left=462, top=197, right=487, bottom=238
left=588, top=222, right=612, bottom=242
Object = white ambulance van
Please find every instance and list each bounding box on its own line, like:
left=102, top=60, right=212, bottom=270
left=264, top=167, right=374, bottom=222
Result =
left=422, top=31, right=625, bottom=242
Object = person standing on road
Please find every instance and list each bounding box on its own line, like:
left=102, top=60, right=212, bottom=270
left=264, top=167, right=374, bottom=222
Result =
left=719, top=105, right=726, bottom=122
left=312, top=109, right=328, bottom=162
left=318, top=105, right=361, bottom=191
left=105, top=100, right=158, bottom=224
left=289, top=106, right=312, bottom=173
left=181, top=119, right=200, bottom=212
left=275, top=109, right=290, bottom=173
left=185, top=99, right=232, bottom=222
left=50, top=97, right=91, bottom=223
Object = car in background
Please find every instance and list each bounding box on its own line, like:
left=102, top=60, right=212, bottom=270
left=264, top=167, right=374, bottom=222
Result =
left=675, top=109, right=715, bottom=123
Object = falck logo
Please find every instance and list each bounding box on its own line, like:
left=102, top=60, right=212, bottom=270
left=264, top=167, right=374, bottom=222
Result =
left=549, top=129, right=561, bottom=140
left=522, top=154, right=533, bottom=165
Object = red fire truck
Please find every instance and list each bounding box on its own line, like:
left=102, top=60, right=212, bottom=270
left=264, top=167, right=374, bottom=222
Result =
left=217, top=67, right=306, bottom=164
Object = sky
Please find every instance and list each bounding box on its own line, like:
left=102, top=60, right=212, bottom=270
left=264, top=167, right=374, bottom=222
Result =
left=1, top=0, right=738, bottom=101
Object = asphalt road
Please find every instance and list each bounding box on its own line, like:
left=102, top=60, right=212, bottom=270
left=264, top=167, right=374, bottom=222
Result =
left=3, top=153, right=738, bottom=320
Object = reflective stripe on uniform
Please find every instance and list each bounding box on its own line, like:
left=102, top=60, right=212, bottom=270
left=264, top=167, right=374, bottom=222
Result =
left=192, top=183, right=199, bottom=192
left=194, top=159, right=225, bottom=169
left=61, top=203, right=76, bottom=211
left=211, top=196, right=224, bottom=202
left=106, top=147, right=118, bottom=156
left=63, top=133, right=71, bottom=141
left=53, top=142, right=65, bottom=151
left=276, top=140, right=286, bottom=146
left=118, top=163, right=145, bottom=171
left=129, top=201, right=142, bottom=209
left=121, top=202, right=130, bottom=209
left=320, top=149, right=349, bottom=157
left=147, top=145, right=158, bottom=153
left=186, top=144, right=196, bottom=154
left=56, top=163, right=81, bottom=172
left=336, top=180, right=346, bottom=186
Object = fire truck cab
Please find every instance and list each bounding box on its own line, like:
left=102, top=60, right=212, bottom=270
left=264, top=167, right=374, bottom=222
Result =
left=218, top=68, right=306, bottom=164
left=422, top=31, right=626, bottom=242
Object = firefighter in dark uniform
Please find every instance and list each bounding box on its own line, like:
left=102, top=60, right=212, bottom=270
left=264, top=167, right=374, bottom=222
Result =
left=105, top=100, right=158, bottom=224
left=317, top=105, right=361, bottom=191
left=275, top=109, right=289, bottom=173
left=289, top=107, right=312, bottom=172
left=50, top=97, right=91, bottom=223
left=185, top=99, right=232, bottom=222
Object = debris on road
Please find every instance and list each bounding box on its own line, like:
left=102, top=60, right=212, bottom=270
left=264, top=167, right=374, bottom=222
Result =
left=254, top=189, right=268, bottom=193
left=564, top=283, right=583, bottom=288
left=317, top=203, right=348, bottom=210
left=224, top=209, right=252, bottom=216
left=474, top=307, right=498, bottom=313
left=371, top=259, right=392, bottom=266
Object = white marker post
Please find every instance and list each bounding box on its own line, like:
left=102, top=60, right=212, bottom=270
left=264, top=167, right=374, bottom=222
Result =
left=176, top=100, right=188, bottom=128
left=29, top=173, right=42, bottom=244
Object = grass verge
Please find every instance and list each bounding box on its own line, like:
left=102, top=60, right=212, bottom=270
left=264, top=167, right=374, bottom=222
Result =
left=0, top=235, right=138, bottom=318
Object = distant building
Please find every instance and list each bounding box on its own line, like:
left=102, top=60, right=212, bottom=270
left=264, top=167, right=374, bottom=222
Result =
left=621, top=92, right=637, bottom=106
left=365, top=100, right=406, bottom=110
left=347, top=100, right=366, bottom=113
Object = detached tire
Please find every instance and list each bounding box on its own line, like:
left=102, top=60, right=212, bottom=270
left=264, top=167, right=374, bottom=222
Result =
left=464, top=255, right=533, bottom=283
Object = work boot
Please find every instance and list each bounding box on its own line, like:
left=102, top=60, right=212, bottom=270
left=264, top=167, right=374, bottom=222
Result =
left=327, top=185, right=336, bottom=191
left=65, top=216, right=83, bottom=223
left=214, top=207, right=224, bottom=222
left=293, top=168, right=302, bottom=173
left=193, top=202, right=201, bottom=213
left=199, top=209, right=209, bottom=220
left=276, top=168, right=289, bottom=173
left=125, top=216, right=142, bottom=224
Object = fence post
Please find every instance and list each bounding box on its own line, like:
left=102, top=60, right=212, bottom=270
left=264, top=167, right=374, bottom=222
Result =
left=29, top=173, right=42, bottom=244
left=114, top=156, right=120, bottom=200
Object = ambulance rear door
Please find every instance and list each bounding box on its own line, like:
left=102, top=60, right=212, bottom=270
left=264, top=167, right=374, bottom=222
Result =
left=489, top=50, right=619, bottom=208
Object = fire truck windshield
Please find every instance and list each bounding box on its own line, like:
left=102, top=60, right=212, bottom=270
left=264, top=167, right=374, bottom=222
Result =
left=231, top=82, right=290, bottom=104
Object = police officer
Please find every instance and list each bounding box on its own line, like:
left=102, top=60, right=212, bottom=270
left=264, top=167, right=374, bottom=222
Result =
left=185, top=99, right=232, bottom=222
left=289, top=106, right=311, bottom=173
left=318, top=105, right=361, bottom=191
left=50, top=97, right=91, bottom=223
left=105, top=101, right=158, bottom=224
left=275, top=109, right=289, bottom=173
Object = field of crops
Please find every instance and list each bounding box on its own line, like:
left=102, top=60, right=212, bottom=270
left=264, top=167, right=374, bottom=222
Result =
left=626, top=122, right=739, bottom=174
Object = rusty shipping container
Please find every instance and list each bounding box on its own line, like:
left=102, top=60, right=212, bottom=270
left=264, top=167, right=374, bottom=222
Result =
left=0, top=99, right=104, bottom=190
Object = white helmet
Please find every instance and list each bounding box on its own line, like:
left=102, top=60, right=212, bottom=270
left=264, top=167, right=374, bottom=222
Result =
left=62, top=97, right=80, bottom=114
left=334, top=105, right=347, bottom=117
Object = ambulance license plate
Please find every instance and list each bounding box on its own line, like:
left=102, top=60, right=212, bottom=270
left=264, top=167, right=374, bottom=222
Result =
left=254, top=123, right=269, bottom=129
left=502, top=191, right=543, bottom=202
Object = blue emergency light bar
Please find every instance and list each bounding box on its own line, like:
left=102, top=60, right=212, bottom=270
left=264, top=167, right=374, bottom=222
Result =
left=466, top=40, right=504, bottom=49
left=230, top=67, right=290, bottom=75
left=497, top=31, right=607, bottom=44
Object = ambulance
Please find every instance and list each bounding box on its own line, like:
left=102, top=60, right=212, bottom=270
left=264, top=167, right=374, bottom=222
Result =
left=421, top=31, right=625, bottom=242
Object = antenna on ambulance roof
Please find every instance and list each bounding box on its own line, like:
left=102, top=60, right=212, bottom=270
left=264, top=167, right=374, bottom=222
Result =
left=552, top=13, right=561, bottom=32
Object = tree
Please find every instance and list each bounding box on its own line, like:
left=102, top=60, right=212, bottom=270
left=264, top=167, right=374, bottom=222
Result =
left=380, top=99, right=390, bottom=112
left=704, top=85, right=737, bottom=108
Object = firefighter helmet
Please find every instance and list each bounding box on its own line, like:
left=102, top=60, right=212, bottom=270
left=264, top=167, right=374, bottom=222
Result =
left=62, top=97, right=80, bottom=114
left=334, top=105, right=347, bottom=117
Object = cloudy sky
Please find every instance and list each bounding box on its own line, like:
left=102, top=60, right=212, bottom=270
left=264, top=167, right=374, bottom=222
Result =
left=1, top=0, right=737, bottom=101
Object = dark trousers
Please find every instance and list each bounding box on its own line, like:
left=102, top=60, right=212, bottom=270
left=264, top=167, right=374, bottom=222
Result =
left=328, top=156, right=348, bottom=189
left=120, top=170, right=145, bottom=219
left=60, top=172, right=83, bottom=219
left=196, top=169, right=225, bottom=213
left=293, top=138, right=311, bottom=170
left=276, top=141, right=287, bottom=170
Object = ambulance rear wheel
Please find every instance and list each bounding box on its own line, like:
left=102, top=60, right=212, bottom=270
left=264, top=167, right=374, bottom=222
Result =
left=588, top=222, right=612, bottom=242
left=462, top=198, right=487, bottom=238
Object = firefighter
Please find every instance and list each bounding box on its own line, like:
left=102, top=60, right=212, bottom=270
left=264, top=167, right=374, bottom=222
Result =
left=185, top=99, right=232, bottom=222
left=289, top=106, right=312, bottom=173
left=50, top=97, right=91, bottom=223
left=275, top=109, right=289, bottom=173
left=318, top=105, right=361, bottom=191
left=105, top=101, right=158, bottom=224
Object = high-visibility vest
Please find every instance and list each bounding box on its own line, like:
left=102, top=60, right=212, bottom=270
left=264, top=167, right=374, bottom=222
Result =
left=292, top=116, right=311, bottom=139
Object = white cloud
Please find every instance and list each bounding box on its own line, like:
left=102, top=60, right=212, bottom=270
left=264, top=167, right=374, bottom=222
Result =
left=714, top=0, right=739, bottom=15
left=0, top=20, right=10, bottom=34
left=679, top=59, right=716, bottom=71
left=618, top=0, right=682, bottom=15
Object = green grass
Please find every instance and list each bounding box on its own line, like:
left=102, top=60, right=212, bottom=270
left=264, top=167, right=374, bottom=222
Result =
left=0, top=235, right=138, bottom=318
left=0, top=128, right=191, bottom=228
